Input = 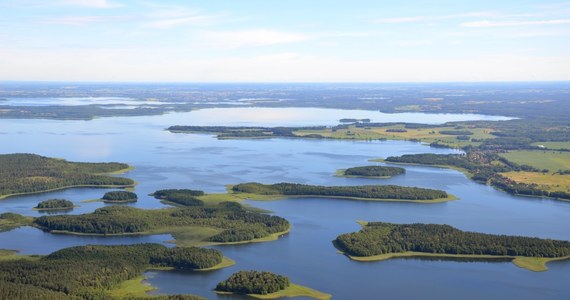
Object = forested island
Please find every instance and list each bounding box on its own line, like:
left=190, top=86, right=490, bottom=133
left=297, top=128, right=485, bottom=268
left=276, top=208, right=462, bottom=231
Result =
left=152, top=189, right=205, bottom=206
left=338, top=166, right=405, bottom=178
left=231, top=182, right=453, bottom=202
left=102, top=191, right=138, bottom=203
left=0, top=154, right=134, bottom=199
left=0, top=243, right=226, bottom=299
left=0, top=213, right=33, bottom=232
left=216, top=270, right=330, bottom=300
left=33, top=204, right=290, bottom=244
left=35, top=199, right=74, bottom=211
left=334, top=222, right=570, bottom=271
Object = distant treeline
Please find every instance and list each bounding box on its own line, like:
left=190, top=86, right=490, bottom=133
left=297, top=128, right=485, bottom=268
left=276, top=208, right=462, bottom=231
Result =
left=232, top=182, right=448, bottom=200
left=153, top=189, right=205, bottom=206
left=343, top=166, right=405, bottom=177
left=36, top=199, right=74, bottom=210
left=0, top=244, right=213, bottom=299
left=216, top=271, right=290, bottom=295
left=168, top=126, right=326, bottom=138
left=335, top=222, right=570, bottom=258
left=34, top=204, right=289, bottom=243
left=0, top=154, right=134, bottom=198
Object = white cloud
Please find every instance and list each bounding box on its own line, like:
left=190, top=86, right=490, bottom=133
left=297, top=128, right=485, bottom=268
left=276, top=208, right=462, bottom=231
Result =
left=46, top=15, right=129, bottom=26
left=461, top=19, right=570, bottom=27
left=60, top=0, right=121, bottom=8
left=197, top=29, right=311, bottom=48
left=373, top=12, right=493, bottom=24
left=140, top=6, right=230, bottom=29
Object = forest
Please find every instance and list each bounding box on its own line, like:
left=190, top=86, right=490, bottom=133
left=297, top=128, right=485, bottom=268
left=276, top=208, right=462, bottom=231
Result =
left=0, top=154, right=134, bottom=198
left=343, top=166, right=405, bottom=177
left=33, top=204, right=289, bottom=243
left=0, top=244, right=217, bottom=299
left=232, top=182, right=449, bottom=200
left=35, top=199, right=74, bottom=210
left=215, top=271, right=290, bottom=295
left=334, top=222, right=570, bottom=258
left=152, top=189, right=205, bottom=206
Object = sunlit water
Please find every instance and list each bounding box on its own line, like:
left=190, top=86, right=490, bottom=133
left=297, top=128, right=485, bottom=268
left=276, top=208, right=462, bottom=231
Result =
left=0, top=108, right=566, bottom=299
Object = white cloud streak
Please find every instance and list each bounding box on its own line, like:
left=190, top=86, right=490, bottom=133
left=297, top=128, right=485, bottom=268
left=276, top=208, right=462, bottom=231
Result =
left=60, top=0, right=121, bottom=8
left=461, top=19, right=570, bottom=27
left=197, top=29, right=311, bottom=48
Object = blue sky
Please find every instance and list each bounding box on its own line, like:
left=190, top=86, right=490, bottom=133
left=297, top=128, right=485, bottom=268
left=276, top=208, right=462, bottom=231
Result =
left=1, top=0, right=569, bottom=82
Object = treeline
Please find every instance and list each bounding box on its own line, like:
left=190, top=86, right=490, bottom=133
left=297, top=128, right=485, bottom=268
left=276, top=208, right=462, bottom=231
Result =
left=439, top=130, right=473, bottom=135
left=0, top=153, right=134, bottom=198
left=153, top=189, right=205, bottom=206
left=335, top=222, right=570, bottom=258
left=216, top=271, right=290, bottom=295
left=0, top=244, right=215, bottom=299
left=168, top=126, right=326, bottom=139
left=344, top=166, right=405, bottom=177
left=102, top=191, right=138, bottom=203
left=232, top=182, right=448, bottom=200
left=491, top=174, right=570, bottom=200
left=34, top=204, right=289, bottom=243
left=0, top=212, right=32, bottom=232
left=36, top=199, right=74, bottom=210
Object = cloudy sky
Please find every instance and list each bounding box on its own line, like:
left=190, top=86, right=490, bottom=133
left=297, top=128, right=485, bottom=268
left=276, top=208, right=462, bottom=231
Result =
left=1, top=0, right=569, bottom=82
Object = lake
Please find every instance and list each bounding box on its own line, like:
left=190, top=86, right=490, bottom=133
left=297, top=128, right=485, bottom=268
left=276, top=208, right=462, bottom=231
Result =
left=0, top=107, right=567, bottom=299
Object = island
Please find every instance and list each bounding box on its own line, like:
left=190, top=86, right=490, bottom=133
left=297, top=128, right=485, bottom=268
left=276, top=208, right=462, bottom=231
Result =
left=34, top=199, right=75, bottom=211
left=334, top=222, right=570, bottom=272
left=215, top=270, right=331, bottom=300
left=337, top=165, right=405, bottom=178
left=230, top=182, right=454, bottom=202
left=152, top=189, right=205, bottom=206
left=33, top=202, right=290, bottom=246
left=102, top=191, right=138, bottom=203
left=0, top=243, right=226, bottom=299
left=0, top=153, right=135, bottom=200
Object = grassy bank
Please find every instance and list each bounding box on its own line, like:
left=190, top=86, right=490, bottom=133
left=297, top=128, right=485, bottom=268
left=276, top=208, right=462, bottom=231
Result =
left=216, top=283, right=331, bottom=300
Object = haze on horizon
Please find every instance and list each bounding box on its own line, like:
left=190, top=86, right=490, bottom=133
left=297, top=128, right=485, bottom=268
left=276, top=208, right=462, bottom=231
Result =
left=1, top=0, right=569, bottom=83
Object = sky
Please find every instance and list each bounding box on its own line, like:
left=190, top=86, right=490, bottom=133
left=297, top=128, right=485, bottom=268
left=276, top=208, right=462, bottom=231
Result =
left=0, top=0, right=569, bottom=82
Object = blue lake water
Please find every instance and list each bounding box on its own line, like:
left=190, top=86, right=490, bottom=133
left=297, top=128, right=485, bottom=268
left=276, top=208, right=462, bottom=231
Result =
left=0, top=108, right=567, bottom=299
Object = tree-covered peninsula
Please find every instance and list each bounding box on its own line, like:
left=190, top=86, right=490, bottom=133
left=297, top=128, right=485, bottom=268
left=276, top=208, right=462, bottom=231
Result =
left=231, top=182, right=452, bottom=202
left=339, top=166, right=405, bottom=178
left=216, top=271, right=331, bottom=300
left=334, top=222, right=570, bottom=271
left=33, top=204, right=289, bottom=244
left=0, top=244, right=222, bottom=299
left=0, top=153, right=134, bottom=199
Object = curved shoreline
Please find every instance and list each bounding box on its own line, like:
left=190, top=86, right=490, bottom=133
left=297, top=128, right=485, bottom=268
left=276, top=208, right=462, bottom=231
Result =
left=215, top=283, right=331, bottom=300
left=340, top=250, right=570, bottom=272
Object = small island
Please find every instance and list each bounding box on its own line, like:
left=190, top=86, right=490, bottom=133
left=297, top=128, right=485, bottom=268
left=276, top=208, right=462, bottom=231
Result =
left=0, top=213, right=33, bottom=232
left=231, top=182, right=454, bottom=202
left=337, top=165, right=405, bottom=178
left=34, top=199, right=75, bottom=211
left=215, top=270, right=331, bottom=300
left=0, top=153, right=135, bottom=200
left=102, top=191, right=138, bottom=203
left=334, top=222, right=570, bottom=272
left=152, top=189, right=205, bottom=206
left=0, top=243, right=224, bottom=299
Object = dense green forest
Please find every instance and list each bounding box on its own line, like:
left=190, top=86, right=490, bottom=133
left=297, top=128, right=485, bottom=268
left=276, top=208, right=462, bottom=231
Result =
left=335, top=222, right=570, bottom=258
left=0, top=154, right=134, bottom=198
left=216, top=271, right=290, bottom=295
left=152, top=189, right=205, bottom=206
left=232, top=182, right=448, bottom=201
left=0, top=244, right=217, bottom=299
left=343, top=166, right=405, bottom=177
left=168, top=125, right=325, bottom=139
left=0, top=212, right=33, bottom=232
left=384, top=153, right=570, bottom=200
left=34, top=204, right=289, bottom=243
left=35, top=199, right=74, bottom=210
left=102, top=191, right=138, bottom=203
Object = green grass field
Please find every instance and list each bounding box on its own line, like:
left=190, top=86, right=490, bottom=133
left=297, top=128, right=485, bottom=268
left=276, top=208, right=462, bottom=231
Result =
left=501, top=172, right=570, bottom=193
left=499, top=150, right=570, bottom=171
left=532, top=142, right=570, bottom=150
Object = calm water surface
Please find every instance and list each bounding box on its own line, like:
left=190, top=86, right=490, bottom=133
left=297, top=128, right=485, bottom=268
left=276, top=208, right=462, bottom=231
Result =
left=0, top=108, right=567, bottom=299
